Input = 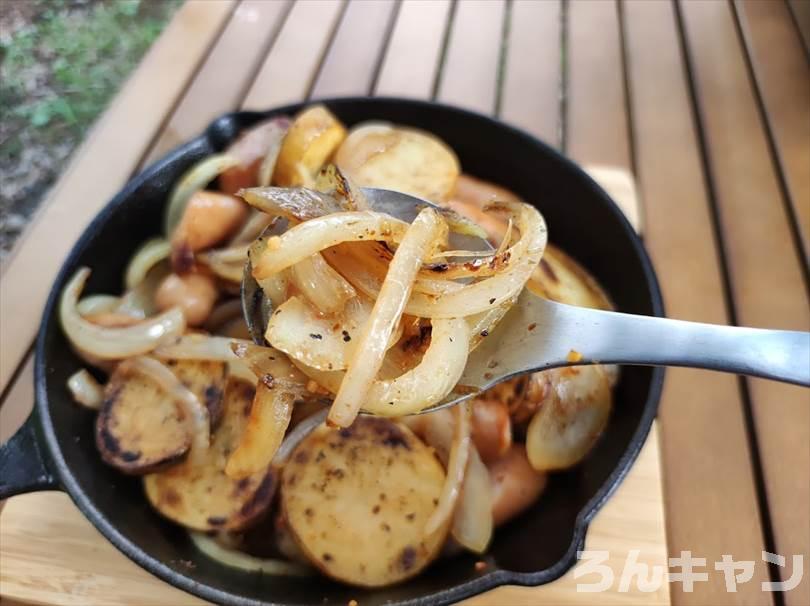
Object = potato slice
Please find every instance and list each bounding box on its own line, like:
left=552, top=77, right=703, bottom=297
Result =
left=144, top=378, right=276, bottom=532
left=532, top=244, right=613, bottom=311
left=335, top=122, right=460, bottom=202
left=525, top=365, right=612, bottom=471
left=219, top=117, right=290, bottom=194
left=273, top=105, right=347, bottom=187
left=96, top=366, right=190, bottom=474
left=281, top=418, right=448, bottom=587
left=165, top=359, right=228, bottom=428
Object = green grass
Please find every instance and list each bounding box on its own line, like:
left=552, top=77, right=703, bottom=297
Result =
left=0, top=0, right=182, bottom=163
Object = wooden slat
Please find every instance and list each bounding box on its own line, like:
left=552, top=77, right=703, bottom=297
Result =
left=623, top=2, right=773, bottom=604
left=679, top=3, right=810, bottom=604
left=374, top=0, right=452, bottom=98
left=787, top=0, right=810, bottom=56
left=566, top=0, right=631, bottom=170
left=309, top=0, right=398, bottom=98
left=435, top=0, right=505, bottom=114
left=734, top=0, right=810, bottom=263
left=144, top=0, right=292, bottom=165
left=0, top=0, right=236, bottom=396
left=499, top=0, right=561, bottom=147
left=242, top=0, right=346, bottom=110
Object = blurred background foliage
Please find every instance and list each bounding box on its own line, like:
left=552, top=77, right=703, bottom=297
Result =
left=0, top=0, right=182, bottom=261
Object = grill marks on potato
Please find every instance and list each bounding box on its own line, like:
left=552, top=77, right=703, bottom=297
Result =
left=143, top=377, right=276, bottom=532
left=281, top=418, right=448, bottom=587
left=96, top=367, right=190, bottom=474
left=165, top=359, right=227, bottom=428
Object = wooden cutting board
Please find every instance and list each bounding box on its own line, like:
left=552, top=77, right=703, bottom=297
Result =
left=0, top=166, right=669, bottom=605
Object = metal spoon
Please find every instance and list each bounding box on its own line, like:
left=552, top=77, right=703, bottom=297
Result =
left=243, top=188, right=810, bottom=412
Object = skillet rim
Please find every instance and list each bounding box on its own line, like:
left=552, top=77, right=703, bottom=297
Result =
left=33, top=96, right=665, bottom=606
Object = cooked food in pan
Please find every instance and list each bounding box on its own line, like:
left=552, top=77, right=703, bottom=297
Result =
left=60, top=104, right=616, bottom=587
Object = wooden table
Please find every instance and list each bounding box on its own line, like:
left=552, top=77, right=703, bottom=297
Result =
left=1, top=1, right=807, bottom=605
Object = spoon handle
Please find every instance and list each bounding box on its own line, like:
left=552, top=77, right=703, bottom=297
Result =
left=540, top=300, right=810, bottom=386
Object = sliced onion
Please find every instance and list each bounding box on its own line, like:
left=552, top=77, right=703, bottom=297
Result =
left=314, top=164, right=369, bottom=211
left=76, top=295, right=121, bottom=316
left=204, top=299, right=244, bottom=332
left=230, top=341, right=309, bottom=385
left=405, top=408, right=493, bottom=552
left=241, top=187, right=347, bottom=223
left=225, top=380, right=294, bottom=479
left=425, top=403, right=471, bottom=535
left=189, top=532, right=311, bottom=576
left=328, top=208, right=443, bottom=427
left=201, top=244, right=250, bottom=264
left=125, top=238, right=171, bottom=289
left=266, top=296, right=400, bottom=372
left=198, top=256, right=244, bottom=283
left=252, top=211, right=408, bottom=280
left=362, top=318, right=469, bottom=416
left=153, top=334, right=252, bottom=362
left=229, top=211, right=276, bottom=246
left=66, top=369, right=105, bottom=410
left=122, top=356, right=210, bottom=462
left=288, top=253, right=355, bottom=314
left=451, top=446, right=493, bottom=553
left=525, top=366, right=612, bottom=471
left=117, top=261, right=170, bottom=318
left=60, top=268, right=185, bottom=360
left=164, top=154, right=240, bottom=236
left=466, top=300, right=514, bottom=351
left=272, top=409, right=328, bottom=465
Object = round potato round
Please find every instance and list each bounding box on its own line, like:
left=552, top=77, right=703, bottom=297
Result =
left=144, top=377, right=276, bottom=532
left=335, top=122, right=460, bottom=202
left=281, top=418, right=448, bottom=587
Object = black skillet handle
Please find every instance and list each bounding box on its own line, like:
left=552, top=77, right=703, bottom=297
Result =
left=0, top=413, right=59, bottom=499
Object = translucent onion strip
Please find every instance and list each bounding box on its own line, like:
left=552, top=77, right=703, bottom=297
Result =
left=288, top=253, right=356, bottom=314
left=164, top=154, right=240, bottom=236
left=189, top=532, right=311, bottom=576
left=328, top=208, right=443, bottom=427
left=229, top=211, right=276, bottom=246
left=122, top=356, right=210, bottom=462
left=451, top=447, right=493, bottom=553
left=125, top=238, right=171, bottom=289
left=60, top=268, right=185, bottom=360
left=363, top=318, right=469, bottom=416
left=76, top=295, right=121, bottom=316
left=67, top=369, right=105, bottom=409
left=425, top=403, right=471, bottom=535
left=272, top=409, right=328, bottom=466
left=225, top=380, right=294, bottom=479
left=252, top=211, right=408, bottom=280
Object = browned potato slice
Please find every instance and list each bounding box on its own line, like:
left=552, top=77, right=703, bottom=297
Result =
left=164, top=359, right=228, bottom=428
left=144, top=378, right=276, bottom=532
left=281, top=418, right=448, bottom=587
left=532, top=244, right=613, bottom=311
left=273, top=105, right=347, bottom=187
left=96, top=366, right=189, bottom=474
left=335, top=122, right=460, bottom=202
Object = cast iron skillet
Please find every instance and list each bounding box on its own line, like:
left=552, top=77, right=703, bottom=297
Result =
left=0, top=98, right=664, bottom=606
